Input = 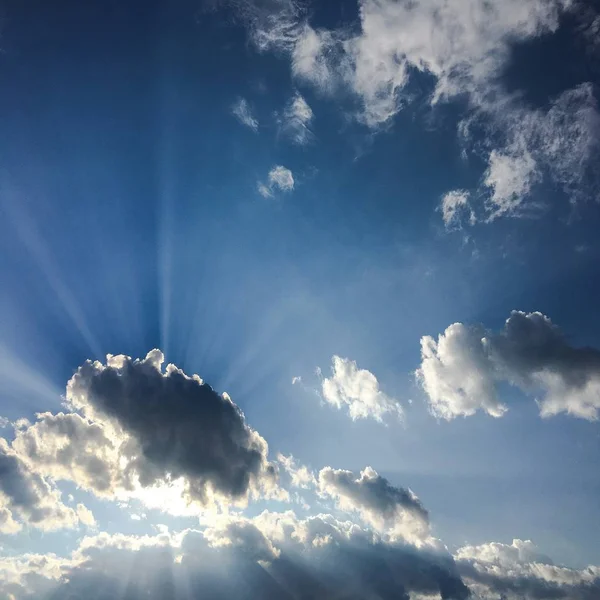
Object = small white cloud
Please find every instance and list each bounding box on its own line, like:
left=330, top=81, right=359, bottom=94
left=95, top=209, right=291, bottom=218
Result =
left=440, top=190, right=475, bottom=228
left=231, top=97, right=259, bottom=131
left=484, top=149, right=540, bottom=219
left=291, top=376, right=302, bottom=385
left=258, top=165, right=295, bottom=198
left=281, top=93, right=314, bottom=145
left=319, top=356, right=403, bottom=423
left=0, top=416, right=9, bottom=428
left=76, top=503, right=96, bottom=527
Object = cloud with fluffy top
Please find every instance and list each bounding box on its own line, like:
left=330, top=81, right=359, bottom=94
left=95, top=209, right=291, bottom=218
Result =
left=257, top=165, right=295, bottom=198
left=319, top=355, right=403, bottom=422
left=13, top=351, right=283, bottom=512
left=417, top=310, right=600, bottom=420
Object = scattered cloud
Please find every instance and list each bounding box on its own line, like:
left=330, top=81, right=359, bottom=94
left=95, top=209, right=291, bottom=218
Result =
left=257, top=165, right=295, bottom=197
left=227, top=0, right=600, bottom=220
left=231, top=97, right=259, bottom=131
left=417, top=310, right=600, bottom=420
left=319, top=355, right=403, bottom=422
left=277, top=454, right=316, bottom=489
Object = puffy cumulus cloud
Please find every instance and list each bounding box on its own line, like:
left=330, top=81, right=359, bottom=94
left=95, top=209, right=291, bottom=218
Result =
left=279, top=92, right=313, bottom=145
left=231, top=96, right=259, bottom=131
left=318, top=466, right=430, bottom=544
left=417, top=310, right=600, bottom=420
left=0, top=438, right=90, bottom=533
left=0, top=510, right=469, bottom=600
left=456, top=539, right=600, bottom=599
left=60, top=350, right=281, bottom=506
left=320, top=355, right=403, bottom=422
left=440, top=190, right=475, bottom=229
left=225, top=0, right=599, bottom=220
left=258, top=165, right=295, bottom=197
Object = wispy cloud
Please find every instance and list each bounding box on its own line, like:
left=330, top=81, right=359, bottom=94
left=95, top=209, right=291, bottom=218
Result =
left=231, top=97, right=259, bottom=131
left=257, top=165, right=295, bottom=198
left=280, top=93, right=314, bottom=145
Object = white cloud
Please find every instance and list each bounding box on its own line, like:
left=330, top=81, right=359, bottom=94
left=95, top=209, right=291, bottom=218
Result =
left=231, top=97, right=259, bottom=131
left=456, top=538, right=600, bottom=599
left=258, top=165, right=295, bottom=197
left=417, top=310, right=600, bottom=421
left=232, top=0, right=599, bottom=219
left=280, top=93, right=314, bottom=145
left=320, top=355, right=403, bottom=422
left=440, top=190, right=475, bottom=228
left=318, top=466, right=430, bottom=544
left=277, top=454, right=316, bottom=489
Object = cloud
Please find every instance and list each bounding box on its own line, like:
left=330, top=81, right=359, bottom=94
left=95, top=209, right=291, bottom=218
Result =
left=280, top=93, right=313, bottom=145
left=277, top=454, right=316, bottom=489
left=227, top=0, right=600, bottom=219
left=12, top=351, right=281, bottom=512
left=0, top=438, right=88, bottom=533
left=318, top=466, right=430, bottom=544
left=456, top=538, right=600, bottom=600
left=417, top=310, right=600, bottom=420
left=0, top=509, right=469, bottom=600
left=257, top=165, right=295, bottom=197
left=319, top=355, right=403, bottom=422
left=440, top=190, right=475, bottom=228
left=231, top=97, right=259, bottom=131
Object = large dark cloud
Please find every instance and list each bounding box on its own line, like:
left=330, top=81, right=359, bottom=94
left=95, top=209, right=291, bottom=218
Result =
left=418, top=310, right=600, bottom=420
left=65, top=350, right=279, bottom=504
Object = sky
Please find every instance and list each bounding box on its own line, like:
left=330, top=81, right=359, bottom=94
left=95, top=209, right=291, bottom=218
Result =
left=0, top=0, right=599, bottom=598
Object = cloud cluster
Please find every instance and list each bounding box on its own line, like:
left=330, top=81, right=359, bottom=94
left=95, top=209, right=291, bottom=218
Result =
left=231, top=97, right=259, bottom=131
left=0, top=510, right=469, bottom=600
left=0, top=437, right=89, bottom=534
left=417, top=310, right=600, bottom=420
left=257, top=165, right=295, bottom=198
left=227, top=0, right=599, bottom=220
left=10, top=351, right=281, bottom=512
left=456, top=538, right=600, bottom=599
left=319, top=355, right=403, bottom=422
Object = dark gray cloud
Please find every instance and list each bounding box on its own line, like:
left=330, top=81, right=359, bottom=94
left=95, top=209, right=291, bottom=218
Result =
left=418, top=310, right=600, bottom=420
left=65, top=350, right=279, bottom=504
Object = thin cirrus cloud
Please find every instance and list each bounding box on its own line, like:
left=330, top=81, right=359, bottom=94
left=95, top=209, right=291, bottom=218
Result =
left=226, top=0, right=600, bottom=223
left=2, top=350, right=600, bottom=599
left=231, top=97, right=259, bottom=131
left=417, top=310, right=600, bottom=421
left=257, top=165, right=295, bottom=198
left=280, top=92, right=314, bottom=145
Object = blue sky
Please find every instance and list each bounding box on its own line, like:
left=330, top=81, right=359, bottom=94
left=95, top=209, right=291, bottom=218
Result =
left=0, top=1, right=599, bottom=599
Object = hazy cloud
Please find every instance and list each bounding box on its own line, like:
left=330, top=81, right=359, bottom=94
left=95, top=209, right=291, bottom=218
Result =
left=231, top=97, right=259, bottom=131
left=280, top=93, right=313, bottom=145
